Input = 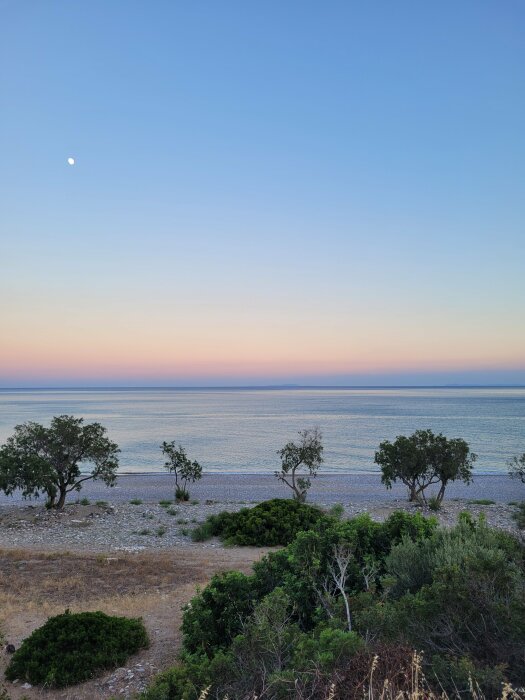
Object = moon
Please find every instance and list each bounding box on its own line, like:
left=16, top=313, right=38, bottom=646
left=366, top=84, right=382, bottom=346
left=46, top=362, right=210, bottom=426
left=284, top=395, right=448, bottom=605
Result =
left=67, top=157, right=75, bottom=166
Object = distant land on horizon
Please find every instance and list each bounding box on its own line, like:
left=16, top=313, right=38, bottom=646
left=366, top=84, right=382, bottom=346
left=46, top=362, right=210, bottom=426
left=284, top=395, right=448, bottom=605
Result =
left=1, top=383, right=525, bottom=391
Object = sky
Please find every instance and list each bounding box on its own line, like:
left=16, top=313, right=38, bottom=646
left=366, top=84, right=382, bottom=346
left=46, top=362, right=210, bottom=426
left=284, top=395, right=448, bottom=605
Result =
left=1, top=1, right=524, bottom=387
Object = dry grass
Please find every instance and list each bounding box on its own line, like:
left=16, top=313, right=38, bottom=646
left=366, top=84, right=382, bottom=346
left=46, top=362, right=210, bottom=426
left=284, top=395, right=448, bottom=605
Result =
left=196, top=650, right=525, bottom=700
left=0, top=545, right=269, bottom=700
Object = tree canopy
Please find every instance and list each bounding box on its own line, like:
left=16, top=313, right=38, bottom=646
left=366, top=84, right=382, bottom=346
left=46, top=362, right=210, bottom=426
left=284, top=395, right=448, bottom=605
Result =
left=275, top=427, right=324, bottom=502
left=508, top=453, right=525, bottom=484
left=0, top=415, right=120, bottom=509
left=161, top=441, right=202, bottom=500
left=374, top=429, right=476, bottom=504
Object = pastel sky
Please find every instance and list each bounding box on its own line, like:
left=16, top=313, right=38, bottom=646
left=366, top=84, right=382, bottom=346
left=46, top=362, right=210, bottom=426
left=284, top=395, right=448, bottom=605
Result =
left=1, top=1, right=524, bottom=387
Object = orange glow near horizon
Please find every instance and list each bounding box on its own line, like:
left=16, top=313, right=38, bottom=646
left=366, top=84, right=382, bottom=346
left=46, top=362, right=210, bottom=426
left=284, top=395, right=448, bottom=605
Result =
left=2, top=309, right=524, bottom=382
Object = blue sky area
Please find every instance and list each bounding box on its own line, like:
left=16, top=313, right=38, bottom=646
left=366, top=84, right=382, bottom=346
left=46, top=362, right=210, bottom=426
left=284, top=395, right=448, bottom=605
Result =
left=1, top=1, right=524, bottom=386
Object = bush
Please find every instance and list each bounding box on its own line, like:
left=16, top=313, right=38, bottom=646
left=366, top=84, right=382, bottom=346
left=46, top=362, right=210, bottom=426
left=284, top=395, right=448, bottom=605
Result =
left=141, top=512, right=523, bottom=699
left=357, top=516, right=525, bottom=690
left=5, top=610, right=148, bottom=687
left=512, top=501, right=525, bottom=529
left=191, top=499, right=327, bottom=546
left=428, top=495, right=441, bottom=511
left=175, top=486, right=189, bottom=502
left=182, top=571, right=255, bottom=656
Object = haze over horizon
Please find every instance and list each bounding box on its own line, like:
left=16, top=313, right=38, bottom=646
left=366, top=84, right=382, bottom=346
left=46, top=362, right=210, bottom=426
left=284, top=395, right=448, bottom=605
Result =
left=1, top=2, right=524, bottom=387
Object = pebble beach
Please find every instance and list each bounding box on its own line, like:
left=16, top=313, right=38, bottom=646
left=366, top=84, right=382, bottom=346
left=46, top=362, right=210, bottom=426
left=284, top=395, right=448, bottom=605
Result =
left=0, top=472, right=522, bottom=553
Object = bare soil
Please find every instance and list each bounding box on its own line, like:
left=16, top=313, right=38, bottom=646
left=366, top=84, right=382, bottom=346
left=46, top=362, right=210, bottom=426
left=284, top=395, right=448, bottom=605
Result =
left=0, top=545, right=271, bottom=700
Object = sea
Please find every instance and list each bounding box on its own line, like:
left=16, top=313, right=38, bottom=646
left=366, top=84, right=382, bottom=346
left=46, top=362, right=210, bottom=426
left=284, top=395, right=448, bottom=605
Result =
left=0, top=387, right=523, bottom=475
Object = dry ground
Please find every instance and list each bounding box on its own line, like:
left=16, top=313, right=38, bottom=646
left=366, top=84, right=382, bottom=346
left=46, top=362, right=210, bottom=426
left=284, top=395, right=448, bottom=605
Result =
left=0, top=545, right=271, bottom=700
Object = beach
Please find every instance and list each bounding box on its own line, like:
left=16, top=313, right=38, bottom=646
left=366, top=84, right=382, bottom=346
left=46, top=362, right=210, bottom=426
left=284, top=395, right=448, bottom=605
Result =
left=0, top=470, right=520, bottom=508
left=0, top=471, right=523, bottom=699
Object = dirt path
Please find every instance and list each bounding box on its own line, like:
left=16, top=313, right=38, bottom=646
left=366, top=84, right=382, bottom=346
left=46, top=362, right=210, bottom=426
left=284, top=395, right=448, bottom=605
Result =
left=0, top=546, right=271, bottom=699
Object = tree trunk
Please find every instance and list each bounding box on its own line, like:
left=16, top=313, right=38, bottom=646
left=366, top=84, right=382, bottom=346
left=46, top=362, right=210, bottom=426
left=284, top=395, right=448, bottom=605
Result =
left=436, top=482, right=446, bottom=504
left=55, top=487, right=67, bottom=509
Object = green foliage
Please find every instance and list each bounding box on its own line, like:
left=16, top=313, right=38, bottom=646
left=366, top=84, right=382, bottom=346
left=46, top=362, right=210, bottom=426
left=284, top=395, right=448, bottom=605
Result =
left=512, top=501, right=525, bottom=529
left=159, top=500, right=173, bottom=507
left=142, top=508, right=524, bottom=699
left=5, top=611, right=148, bottom=688
left=175, top=487, right=189, bottom=501
left=430, top=654, right=508, bottom=698
left=357, top=516, right=525, bottom=688
left=161, top=442, right=202, bottom=501
left=182, top=571, right=255, bottom=656
left=0, top=415, right=120, bottom=509
left=508, top=453, right=525, bottom=483
left=327, top=503, right=345, bottom=519
left=191, top=499, right=326, bottom=546
left=79, top=497, right=90, bottom=505
left=469, top=498, right=496, bottom=505
left=375, top=429, right=476, bottom=504
left=428, top=495, right=441, bottom=511
left=275, top=427, right=324, bottom=502
left=130, top=498, right=143, bottom=505
left=250, top=510, right=437, bottom=629
left=190, top=519, right=215, bottom=542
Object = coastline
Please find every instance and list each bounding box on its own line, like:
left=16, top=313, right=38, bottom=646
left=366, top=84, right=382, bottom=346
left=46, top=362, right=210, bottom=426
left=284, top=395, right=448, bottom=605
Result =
left=0, top=471, right=519, bottom=507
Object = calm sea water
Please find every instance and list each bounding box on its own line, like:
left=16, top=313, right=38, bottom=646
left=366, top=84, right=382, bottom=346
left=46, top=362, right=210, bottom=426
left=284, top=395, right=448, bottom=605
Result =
left=0, top=388, right=523, bottom=474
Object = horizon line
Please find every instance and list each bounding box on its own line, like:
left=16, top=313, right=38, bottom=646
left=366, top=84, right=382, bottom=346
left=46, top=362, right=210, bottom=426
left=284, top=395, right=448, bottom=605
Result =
left=1, top=384, right=525, bottom=391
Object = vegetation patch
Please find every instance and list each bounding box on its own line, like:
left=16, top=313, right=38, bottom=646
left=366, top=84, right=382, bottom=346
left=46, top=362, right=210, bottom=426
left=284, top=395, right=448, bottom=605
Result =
left=511, top=502, right=525, bottom=529
left=141, top=511, right=525, bottom=698
left=191, top=498, right=327, bottom=546
left=5, top=610, right=148, bottom=688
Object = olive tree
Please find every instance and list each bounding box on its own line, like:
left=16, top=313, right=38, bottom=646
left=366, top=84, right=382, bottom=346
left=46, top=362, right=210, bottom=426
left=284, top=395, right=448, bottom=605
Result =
left=0, top=415, right=120, bottom=509
left=275, top=427, right=324, bottom=502
left=508, top=453, right=525, bottom=483
left=161, top=441, right=202, bottom=501
left=374, top=429, right=476, bottom=505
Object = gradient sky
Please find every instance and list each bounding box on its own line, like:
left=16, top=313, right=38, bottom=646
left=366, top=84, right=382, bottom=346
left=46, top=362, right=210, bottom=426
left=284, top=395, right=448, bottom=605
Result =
left=1, top=1, right=524, bottom=387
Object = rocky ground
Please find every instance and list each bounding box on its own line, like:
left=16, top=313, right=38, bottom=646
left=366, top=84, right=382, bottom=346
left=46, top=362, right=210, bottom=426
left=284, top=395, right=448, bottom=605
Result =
left=0, top=495, right=522, bottom=554
left=0, top=491, right=523, bottom=700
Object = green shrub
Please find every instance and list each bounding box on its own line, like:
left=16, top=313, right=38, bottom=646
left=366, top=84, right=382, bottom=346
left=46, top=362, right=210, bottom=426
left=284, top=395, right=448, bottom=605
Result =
left=357, top=517, right=525, bottom=689
left=159, top=500, right=173, bottom=507
left=191, top=499, right=327, bottom=546
left=191, top=520, right=215, bottom=542
left=327, top=503, right=345, bottom=519
left=182, top=571, right=255, bottom=656
left=130, top=498, right=143, bottom=505
left=430, top=654, right=508, bottom=698
left=428, top=495, right=441, bottom=511
left=512, top=501, right=525, bottom=529
left=144, top=512, right=523, bottom=699
left=175, top=487, right=189, bottom=502
left=469, top=499, right=496, bottom=505
left=5, top=610, right=148, bottom=688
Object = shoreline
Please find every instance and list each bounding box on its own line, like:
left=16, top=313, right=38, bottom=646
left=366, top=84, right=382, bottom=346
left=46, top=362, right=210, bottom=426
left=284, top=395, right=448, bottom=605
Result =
left=0, top=471, right=520, bottom=507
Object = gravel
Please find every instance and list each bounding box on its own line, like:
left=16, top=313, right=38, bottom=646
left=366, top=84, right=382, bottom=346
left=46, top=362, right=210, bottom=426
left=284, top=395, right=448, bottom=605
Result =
left=0, top=495, right=522, bottom=553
